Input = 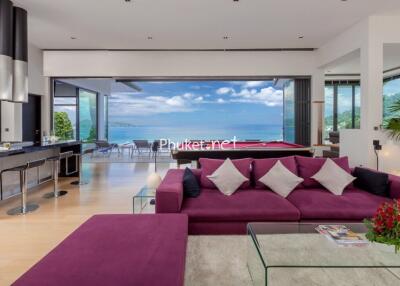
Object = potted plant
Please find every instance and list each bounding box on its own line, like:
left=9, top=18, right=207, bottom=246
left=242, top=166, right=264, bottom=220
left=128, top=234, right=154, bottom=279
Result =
left=364, top=200, right=400, bottom=253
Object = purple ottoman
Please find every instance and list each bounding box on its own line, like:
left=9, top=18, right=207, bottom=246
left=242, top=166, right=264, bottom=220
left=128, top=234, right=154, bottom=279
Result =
left=13, top=214, right=188, bottom=286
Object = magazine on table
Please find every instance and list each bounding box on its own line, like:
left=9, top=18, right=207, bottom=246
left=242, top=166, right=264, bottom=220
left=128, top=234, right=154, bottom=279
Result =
left=315, top=225, right=369, bottom=246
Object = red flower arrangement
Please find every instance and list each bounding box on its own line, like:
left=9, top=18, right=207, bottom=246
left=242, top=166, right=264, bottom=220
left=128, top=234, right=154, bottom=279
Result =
left=364, top=199, right=400, bottom=253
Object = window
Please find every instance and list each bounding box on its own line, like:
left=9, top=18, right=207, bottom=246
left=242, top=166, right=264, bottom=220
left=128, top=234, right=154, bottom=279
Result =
left=337, top=85, right=353, bottom=129
left=53, top=82, right=77, bottom=140
left=354, top=86, right=360, bottom=128
left=324, top=86, right=334, bottom=139
left=108, top=80, right=286, bottom=143
left=283, top=80, right=295, bottom=142
left=53, top=81, right=99, bottom=142
left=324, top=81, right=360, bottom=140
left=79, top=89, right=98, bottom=142
left=383, top=76, right=400, bottom=123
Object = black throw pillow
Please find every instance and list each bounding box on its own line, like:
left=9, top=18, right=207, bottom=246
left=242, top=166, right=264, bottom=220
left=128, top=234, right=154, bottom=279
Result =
left=353, top=167, right=390, bottom=197
left=183, top=167, right=201, bottom=198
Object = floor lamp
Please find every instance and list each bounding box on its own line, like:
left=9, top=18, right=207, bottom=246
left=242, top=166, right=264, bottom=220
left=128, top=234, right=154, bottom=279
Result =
left=373, top=140, right=382, bottom=171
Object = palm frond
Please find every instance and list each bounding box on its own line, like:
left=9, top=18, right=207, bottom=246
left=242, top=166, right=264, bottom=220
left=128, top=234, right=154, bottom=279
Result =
left=385, top=118, right=400, bottom=141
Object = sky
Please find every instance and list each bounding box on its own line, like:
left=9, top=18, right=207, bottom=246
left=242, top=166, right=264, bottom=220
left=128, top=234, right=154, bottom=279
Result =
left=108, top=80, right=284, bottom=127
left=384, top=77, right=400, bottom=97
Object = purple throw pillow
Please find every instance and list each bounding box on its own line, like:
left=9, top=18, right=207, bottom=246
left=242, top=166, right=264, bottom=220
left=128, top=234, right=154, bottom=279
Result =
left=199, top=158, right=253, bottom=189
left=253, top=156, right=298, bottom=189
left=295, top=156, right=352, bottom=188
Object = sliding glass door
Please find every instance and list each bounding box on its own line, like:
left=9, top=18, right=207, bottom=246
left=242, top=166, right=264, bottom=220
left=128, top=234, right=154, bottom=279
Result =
left=79, top=89, right=98, bottom=142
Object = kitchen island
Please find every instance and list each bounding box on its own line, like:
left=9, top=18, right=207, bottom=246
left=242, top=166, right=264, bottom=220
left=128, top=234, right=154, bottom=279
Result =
left=0, top=141, right=82, bottom=201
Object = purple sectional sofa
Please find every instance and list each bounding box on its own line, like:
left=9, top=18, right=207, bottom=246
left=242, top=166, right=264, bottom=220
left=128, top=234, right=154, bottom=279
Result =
left=156, top=156, right=400, bottom=235
left=13, top=214, right=188, bottom=286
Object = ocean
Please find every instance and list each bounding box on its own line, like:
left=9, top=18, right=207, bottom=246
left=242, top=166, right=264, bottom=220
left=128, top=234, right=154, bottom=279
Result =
left=108, top=124, right=283, bottom=144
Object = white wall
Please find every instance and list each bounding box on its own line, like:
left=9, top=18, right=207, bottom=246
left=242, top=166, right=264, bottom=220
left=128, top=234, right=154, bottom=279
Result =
left=317, top=19, right=368, bottom=69
left=43, top=50, right=318, bottom=77
left=1, top=44, right=47, bottom=142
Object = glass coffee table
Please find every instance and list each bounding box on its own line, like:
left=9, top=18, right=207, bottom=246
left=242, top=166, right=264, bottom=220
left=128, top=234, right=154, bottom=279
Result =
left=247, top=223, right=400, bottom=286
left=132, top=186, right=156, bottom=213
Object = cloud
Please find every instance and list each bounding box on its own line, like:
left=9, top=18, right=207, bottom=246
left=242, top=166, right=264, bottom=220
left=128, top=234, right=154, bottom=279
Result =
left=166, top=96, right=186, bottom=107
left=183, top=92, right=195, bottom=99
left=109, top=93, right=194, bottom=115
left=216, top=87, right=234, bottom=95
left=231, top=86, right=283, bottom=106
left=243, top=81, right=267, bottom=88
left=108, top=82, right=283, bottom=116
left=194, top=96, right=204, bottom=102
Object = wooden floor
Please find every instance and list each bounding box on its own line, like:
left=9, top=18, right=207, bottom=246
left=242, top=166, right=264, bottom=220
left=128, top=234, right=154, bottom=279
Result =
left=0, top=162, right=176, bottom=285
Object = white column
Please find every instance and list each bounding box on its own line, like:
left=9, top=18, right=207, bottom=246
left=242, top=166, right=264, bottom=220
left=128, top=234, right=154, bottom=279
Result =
left=311, top=69, right=325, bottom=145
left=359, top=37, right=384, bottom=168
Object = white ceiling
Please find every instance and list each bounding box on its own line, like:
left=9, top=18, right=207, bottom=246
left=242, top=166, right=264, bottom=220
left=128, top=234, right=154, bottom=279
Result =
left=12, top=0, right=400, bottom=50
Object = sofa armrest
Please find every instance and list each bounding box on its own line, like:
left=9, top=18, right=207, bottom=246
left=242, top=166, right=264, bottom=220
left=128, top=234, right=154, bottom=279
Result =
left=389, top=174, right=400, bottom=199
left=156, top=169, right=185, bottom=213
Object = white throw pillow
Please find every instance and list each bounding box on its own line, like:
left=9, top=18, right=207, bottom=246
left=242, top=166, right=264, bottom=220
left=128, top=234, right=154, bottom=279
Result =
left=311, top=158, right=356, bottom=196
left=207, top=158, right=248, bottom=196
left=258, top=161, right=304, bottom=198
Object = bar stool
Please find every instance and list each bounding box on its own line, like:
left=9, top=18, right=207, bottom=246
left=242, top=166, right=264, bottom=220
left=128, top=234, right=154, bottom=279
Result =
left=71, top=148, right=94, bottom=185
left=3, top=159, right=46, bottom=215
left=43, top=151, right=73, bottom=199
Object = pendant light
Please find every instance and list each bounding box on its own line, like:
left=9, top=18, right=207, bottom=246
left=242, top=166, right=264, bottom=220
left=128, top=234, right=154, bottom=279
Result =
left=0, top=0, right=14, bottom=101
left=12, top=6, right=28, bottom=103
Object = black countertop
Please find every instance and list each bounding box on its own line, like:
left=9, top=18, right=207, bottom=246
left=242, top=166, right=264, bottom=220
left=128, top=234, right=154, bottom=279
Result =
left=0, top=141, right=81, bottom=157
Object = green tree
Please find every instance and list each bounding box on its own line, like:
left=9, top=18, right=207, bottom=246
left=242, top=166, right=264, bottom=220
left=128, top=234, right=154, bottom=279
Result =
left=87, top=126, right=97, bottom=143
left=54, top=112, right=74, bottom=140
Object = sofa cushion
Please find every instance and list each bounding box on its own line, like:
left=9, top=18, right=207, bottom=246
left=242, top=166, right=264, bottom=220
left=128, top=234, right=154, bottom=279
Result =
left=199, top=158, right=252, bottom=189
left=295, top=156, right=352, bottom=188
left=287, top=187, right=391, bottom=220
left=183, top=167, right=201, bottom=198
left=259, top=161, right=304, bottom=198
left=207, top=158, right=248, bottom=196
left=253, top=156, right=298, bottom=189
left=311, top=159, right=356, bottom=196
left=181, top=188, right=301, bottom=222
left=353, top=167, right=390, bottom=197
